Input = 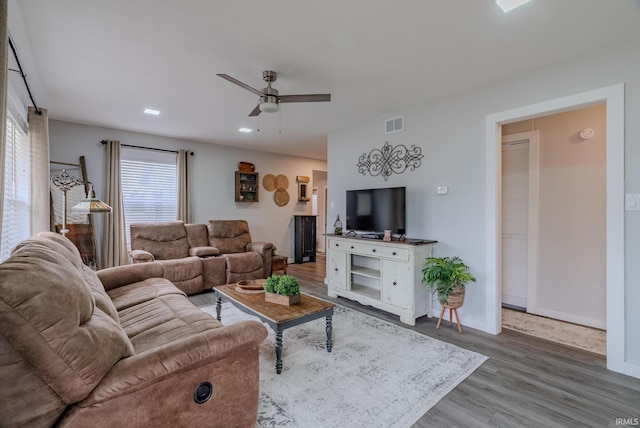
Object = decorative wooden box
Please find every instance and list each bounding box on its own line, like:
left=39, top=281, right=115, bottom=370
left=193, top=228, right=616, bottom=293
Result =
left=265, top=292, right=300, bottom=306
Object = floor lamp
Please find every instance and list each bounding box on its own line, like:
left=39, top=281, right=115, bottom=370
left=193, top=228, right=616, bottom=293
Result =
left=51, top=169, right=112, bottom=236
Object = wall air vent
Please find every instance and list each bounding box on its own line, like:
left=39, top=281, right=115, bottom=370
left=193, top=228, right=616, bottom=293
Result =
left=385, top=116, right=404, bottom=134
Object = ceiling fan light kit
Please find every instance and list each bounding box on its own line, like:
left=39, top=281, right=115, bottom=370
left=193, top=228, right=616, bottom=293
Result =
left=260, top=99, right=279, bottom=113
left=217, top=70, right=331, bottom=117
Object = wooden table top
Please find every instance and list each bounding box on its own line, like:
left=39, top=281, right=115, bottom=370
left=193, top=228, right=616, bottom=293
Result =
left=215, top=283, right=335, bottom=324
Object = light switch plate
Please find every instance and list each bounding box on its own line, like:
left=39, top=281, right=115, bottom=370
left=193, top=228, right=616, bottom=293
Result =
left=625, top=194, right=640, bottom=211
left=436, top=186, right=448, bottom=195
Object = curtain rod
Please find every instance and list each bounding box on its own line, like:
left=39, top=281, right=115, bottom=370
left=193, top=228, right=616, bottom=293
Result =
left=8, top=36, right=41, bottom=116
left=101, top=140, right=194, bottom=156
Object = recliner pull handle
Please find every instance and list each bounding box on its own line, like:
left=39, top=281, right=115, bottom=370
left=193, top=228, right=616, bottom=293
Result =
left=194, top=382, right=213, bottom=404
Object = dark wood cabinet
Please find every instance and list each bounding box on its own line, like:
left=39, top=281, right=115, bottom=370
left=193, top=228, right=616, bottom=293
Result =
left=294, top=215, right=316, bottom=264
left=235, top=171, right=259, bottom=202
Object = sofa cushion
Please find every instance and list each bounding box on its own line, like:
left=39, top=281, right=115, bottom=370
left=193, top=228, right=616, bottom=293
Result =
left=107, top=277, right=186, bottom=311
left=224, top=252, right=264, bottom=283
left=130, top=221, right=190, bottom=260
left=208, top=220, right=252, bottom=254
left=185, top=223, right=210, bottom=248
left=117, top=293, right=223, bottom=354
left=0, top=233, right=134, bottom=404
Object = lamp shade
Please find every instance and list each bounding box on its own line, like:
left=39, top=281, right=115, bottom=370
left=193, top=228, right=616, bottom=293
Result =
left=71, top=185, right=112, bottom=214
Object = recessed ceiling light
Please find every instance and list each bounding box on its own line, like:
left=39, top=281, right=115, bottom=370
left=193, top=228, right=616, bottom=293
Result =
left=144, top=108, right=160, bottom=116
left=496, top=0, right=531, bottom=12
left=238, top=128, right=252, bottom=133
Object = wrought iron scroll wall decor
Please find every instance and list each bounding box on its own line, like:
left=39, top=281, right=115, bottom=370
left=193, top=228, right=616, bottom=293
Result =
left=357, top=141, right=424, bottom=181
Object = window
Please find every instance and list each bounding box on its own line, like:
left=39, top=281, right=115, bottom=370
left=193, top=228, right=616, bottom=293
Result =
left=1, top=112, right=30, bottom=262
left=120, top=147, right=177, bottom=248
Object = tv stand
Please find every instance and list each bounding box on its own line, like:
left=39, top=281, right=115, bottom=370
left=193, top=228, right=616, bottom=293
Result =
left=326, top=235, right=436, bottom=325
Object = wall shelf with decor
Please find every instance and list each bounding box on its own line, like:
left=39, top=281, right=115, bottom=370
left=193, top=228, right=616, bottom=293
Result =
left=235, top=171, right=259, bottom=202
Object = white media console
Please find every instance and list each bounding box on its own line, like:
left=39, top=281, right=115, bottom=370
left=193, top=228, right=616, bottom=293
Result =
left=325, top=234, right=436, bottom=325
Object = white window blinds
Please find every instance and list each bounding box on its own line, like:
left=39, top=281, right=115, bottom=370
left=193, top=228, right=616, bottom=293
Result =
left=121, top=147, right=177, bottom=249
left=1, top=112, right=31, bottom=262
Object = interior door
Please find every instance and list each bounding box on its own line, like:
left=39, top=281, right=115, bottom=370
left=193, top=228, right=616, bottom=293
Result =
left=501, top=139, right=530, bottom=309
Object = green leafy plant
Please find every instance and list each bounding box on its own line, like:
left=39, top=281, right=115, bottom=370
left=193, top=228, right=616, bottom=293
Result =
left=263, top=275, right=280, bottom=294
left=263, top=274, right=300, bottom=296
left=421, top=256, right=476, bottom=304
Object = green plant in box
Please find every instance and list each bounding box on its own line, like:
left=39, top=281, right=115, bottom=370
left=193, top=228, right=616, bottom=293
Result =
left=263, top=275, right=300, bottom=296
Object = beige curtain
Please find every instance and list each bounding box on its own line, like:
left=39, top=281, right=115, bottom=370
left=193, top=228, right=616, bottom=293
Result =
left=177, top=149, right=192, bottom=223
left=101, top=140, right=127, bottom=268
left=0, top=0, right=8, bottom=234
left=28, top=107, right=50, bottom=233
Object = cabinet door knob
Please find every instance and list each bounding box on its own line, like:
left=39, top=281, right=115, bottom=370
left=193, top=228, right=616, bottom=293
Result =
left=335, top=268, right=338, bottom=271
left=372, top=249, right=376, bottom=253
left=350, top=246, right=354, bottom=249
left=392, top=251, right=397, bottom=255
left=335, top=243, right=339, bottom=247
left=393, top=281, right=397, bottom=286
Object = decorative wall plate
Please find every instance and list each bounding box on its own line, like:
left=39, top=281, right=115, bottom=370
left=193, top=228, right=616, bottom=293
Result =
left=263, top=174, right=276, bottom=192
left=274, top=188, right=290, bottom=206
left=275, top=174, right=289, bottom=190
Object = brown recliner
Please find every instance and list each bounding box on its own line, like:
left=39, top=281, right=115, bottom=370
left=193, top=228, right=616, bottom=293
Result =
left=129, top=221, right=226, bottom=294
left=0, top=232, right=267, bottom=427
left=207, top=220, right=273, bottom=283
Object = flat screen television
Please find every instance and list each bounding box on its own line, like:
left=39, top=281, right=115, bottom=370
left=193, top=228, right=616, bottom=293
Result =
left=346, top=186, right=406, bottom=236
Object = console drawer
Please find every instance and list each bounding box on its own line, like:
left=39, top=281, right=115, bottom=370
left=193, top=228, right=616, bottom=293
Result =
left=340, top=241, right=409, bottom=261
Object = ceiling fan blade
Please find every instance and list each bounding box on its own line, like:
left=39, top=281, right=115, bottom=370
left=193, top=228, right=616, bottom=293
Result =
left=248, top=104, right=261, bottom=117
left=217, top=74, right=264, bottom=97
left=279, top=94, right=331, bottom=103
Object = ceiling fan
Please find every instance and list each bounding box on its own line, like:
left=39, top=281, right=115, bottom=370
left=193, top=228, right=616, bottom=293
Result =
left=217, top=70, right=331, bottom=116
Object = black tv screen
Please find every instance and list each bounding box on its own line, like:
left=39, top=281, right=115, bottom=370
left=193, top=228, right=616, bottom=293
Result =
left=346, top=187, right=406, bottom=235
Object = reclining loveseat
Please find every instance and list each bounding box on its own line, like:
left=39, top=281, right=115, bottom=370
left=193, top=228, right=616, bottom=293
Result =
left=129, top=220, right=273, bottom=294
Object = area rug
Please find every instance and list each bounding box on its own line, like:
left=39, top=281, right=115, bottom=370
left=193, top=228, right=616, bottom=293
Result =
left=201, top=303, right=487, bottom=428
left=502, top=308, right=606, bottom=356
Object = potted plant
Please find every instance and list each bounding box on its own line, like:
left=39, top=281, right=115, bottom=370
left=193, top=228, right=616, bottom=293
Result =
left=264, top=274, right=301, bottom=306
left=421, top=256, right=476, bottom=308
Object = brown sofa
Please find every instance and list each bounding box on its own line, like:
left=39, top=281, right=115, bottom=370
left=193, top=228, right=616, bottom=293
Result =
left=0, top=232, right=268, bottom=427
left=130, top=220, right=273, bottom=293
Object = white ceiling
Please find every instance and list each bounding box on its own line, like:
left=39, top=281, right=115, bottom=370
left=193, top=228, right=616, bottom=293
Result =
left=8, top=0, right=640, bottom=160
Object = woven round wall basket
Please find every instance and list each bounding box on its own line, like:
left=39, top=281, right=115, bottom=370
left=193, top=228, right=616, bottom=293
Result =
left=439, top=286, right=465, bottom=309
left=275, top=174, right=289, bottom=190
left=263, top=174, right=276, bottom=192
left=274, top=188, right=290, bottom=207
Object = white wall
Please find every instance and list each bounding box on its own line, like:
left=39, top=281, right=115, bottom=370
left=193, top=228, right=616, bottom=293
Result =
left=327, top=37, right=640, bottom=373
left=48, top=120, right=327, bottom=262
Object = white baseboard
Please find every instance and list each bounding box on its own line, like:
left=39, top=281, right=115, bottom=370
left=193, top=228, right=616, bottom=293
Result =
left=531, top=307, right=606, bottom=330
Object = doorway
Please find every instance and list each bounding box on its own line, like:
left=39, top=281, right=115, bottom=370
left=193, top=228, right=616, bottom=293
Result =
left=486, top=84, right=629, bottom=375
left=500, top=106, right=606, bottom=331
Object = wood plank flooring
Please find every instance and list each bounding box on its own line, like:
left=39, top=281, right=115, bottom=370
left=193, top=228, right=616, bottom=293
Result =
left=193, top=255, right=640, bottom=427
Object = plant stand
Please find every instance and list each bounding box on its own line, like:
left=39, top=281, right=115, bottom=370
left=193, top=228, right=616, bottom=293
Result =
left=435, top=287, right=465, bottom=334
left=436, top=306, right=462, bottom=334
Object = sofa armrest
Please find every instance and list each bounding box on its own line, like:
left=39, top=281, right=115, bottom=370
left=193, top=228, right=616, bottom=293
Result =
left=97, top=262, right=165, bottom=291
left=80, top=320, right=268, bottom=405
left=246, top=241, right=273, bottom=255
left=129, top=249, right=155, bottom=263
left=189, top=246, right=220, bottom=257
